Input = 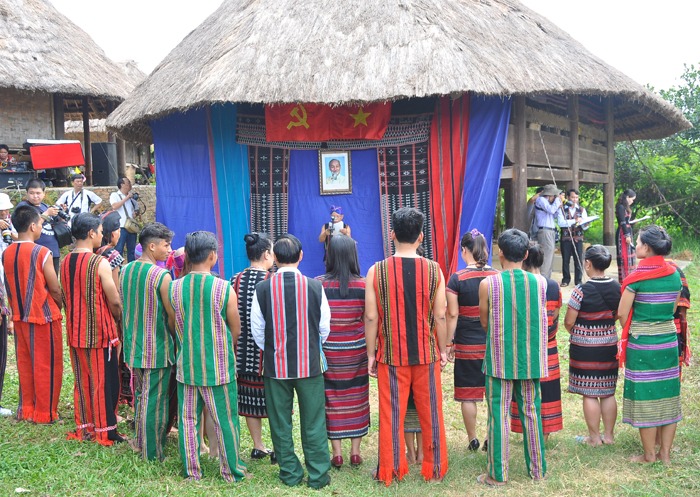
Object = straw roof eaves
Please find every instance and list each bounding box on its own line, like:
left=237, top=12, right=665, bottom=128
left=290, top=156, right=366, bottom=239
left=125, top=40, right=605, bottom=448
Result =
left=107, top=0, right=691, bottom=143
left=0, top=0, right=142, bottom=100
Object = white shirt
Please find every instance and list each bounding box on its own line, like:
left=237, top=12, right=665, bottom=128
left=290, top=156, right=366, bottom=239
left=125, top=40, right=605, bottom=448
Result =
left=57, top=188, right=102, bottom=221
left=557, top=203, right=590, bottom=230
left=250, top=266, right=331, bottom=351
left=109, top=191, right=136, bottom=228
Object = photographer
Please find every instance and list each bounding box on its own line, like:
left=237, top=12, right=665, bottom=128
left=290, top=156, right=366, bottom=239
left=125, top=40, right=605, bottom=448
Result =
left=56, top=173, right=102, bottom=224
left=16, top=179, right=62, bottom=274
left=109, top=177, right=139, bottom=263
left=318, top=205, right=351, bottom=260
left=558, top=189, right=589, bottom=287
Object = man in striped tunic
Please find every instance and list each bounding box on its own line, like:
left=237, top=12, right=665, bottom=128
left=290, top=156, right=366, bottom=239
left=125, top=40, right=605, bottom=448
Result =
left=365, top=207, right=448, bottom=485
left=62, top=213, right=123, bottom=445
left=2, top=205, right=63, bottom=424
left=169, top=231, right=247, bottom=482
left=250, top=234, right=332, bottom=490
left=477, top=229, right=548, bottom=486
left=121, top=222, right=175, bottom=460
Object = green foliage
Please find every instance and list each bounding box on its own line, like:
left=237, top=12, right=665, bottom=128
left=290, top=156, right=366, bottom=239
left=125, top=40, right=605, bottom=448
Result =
left=615, top=64, right=700, bottom=238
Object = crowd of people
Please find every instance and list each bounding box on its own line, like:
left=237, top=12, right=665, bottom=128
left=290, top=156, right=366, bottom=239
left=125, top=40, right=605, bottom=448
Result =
left=0, top=189, right=691, bottom=488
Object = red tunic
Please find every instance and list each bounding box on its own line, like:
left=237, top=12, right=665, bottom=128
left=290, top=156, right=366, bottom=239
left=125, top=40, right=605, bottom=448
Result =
left=61, top=252, right=119, bottom=349
left=373, top=256, right=442, bottom=366
left=2, top=242, right=61, bottom=324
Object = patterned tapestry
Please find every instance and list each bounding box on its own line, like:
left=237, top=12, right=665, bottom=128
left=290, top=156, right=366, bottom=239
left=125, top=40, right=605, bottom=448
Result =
left=377, top=142, right=433, bottom=259
left=249, top=146, right=289, bottom=241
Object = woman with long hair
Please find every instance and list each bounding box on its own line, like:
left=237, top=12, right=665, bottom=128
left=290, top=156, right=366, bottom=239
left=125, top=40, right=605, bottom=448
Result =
left=564, top=245, right=621, bottom=446
left=316, top=235, right=369, bottom=468
left=230, top=233, right=276, bottom=462
left=616, top=189, right=637, bottom=283
left=618, top=225, right=682, bottom=464
left=510, top=242, right=563, bottom=439
left=446, top=229, right=499, bottom=451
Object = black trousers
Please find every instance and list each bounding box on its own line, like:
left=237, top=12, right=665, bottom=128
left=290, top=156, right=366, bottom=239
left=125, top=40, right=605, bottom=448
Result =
left=561, top=238, right=583, bottom=285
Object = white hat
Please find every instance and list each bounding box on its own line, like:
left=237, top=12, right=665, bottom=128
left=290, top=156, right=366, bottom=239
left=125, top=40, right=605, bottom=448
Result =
left=0, top=193, right=13, bottom=210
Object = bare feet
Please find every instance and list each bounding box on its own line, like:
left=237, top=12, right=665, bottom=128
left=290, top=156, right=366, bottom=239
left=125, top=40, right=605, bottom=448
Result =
left=476, top=473, right=506, bottom=486
left=656, top=452, right=671, bottom=465
left=405, top=452, right=416, bottom=465
left=601, top=434, right=615, bottom=445
left=575, top=435, right=602, bottom=447
left=630, top=454, right=656, bottom=463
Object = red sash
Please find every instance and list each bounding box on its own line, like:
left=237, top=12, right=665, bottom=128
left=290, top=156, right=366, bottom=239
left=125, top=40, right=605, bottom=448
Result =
left=617, top=255, right=676, bottom=366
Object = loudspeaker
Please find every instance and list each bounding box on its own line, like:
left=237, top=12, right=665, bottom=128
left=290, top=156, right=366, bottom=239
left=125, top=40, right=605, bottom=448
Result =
left=91, top=142, right=118, bottom=186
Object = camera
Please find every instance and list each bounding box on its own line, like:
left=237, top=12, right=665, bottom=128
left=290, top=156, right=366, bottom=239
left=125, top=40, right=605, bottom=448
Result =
left=131, top=192, right=140, bottom=201
left=564, top=200, right=573, bottom=208
left=53, top=206, right=70, bottom=222
left=2, top=229, right=12, bottom=245
left=71, top=206, right=81, bottom=214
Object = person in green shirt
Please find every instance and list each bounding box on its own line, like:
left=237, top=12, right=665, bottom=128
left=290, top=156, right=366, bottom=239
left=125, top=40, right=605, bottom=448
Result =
left=120, top=222, right=175, bottom=461
left=169, top=231, right=247, bottom=482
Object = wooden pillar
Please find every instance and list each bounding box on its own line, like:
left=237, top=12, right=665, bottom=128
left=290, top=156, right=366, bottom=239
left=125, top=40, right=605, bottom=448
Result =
left=510, top=96, right=528, bottom=230
left=52, top=94, right=64, bottom=140
left=82, top=96, right=93, bottom=185
left=568, top=95, right=579, bottom=190
left=603, top=98, right=615, bottom=245
left=116, top=138, right=127, bottom=177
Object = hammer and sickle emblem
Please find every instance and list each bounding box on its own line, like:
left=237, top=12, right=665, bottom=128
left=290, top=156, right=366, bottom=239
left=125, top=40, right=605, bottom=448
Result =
left=287, top=104, right=310, bottom=130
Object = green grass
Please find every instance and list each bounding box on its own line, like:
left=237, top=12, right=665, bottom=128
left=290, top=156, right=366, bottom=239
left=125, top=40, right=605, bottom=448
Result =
left=2, top=265, right=700, bottom=496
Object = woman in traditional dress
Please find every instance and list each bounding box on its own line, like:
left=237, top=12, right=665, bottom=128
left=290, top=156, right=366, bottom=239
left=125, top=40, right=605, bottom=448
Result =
left=564, top=245, right=621, bottom=446
left=316, top=235, right=369, bottom=468
left=446, top=229, right=498, bottom=451
left=231, top=233, right=276, bottom=462
left=618, top=225, right=682, bottom=464
left=616, top=189, right=637, bottom=283
left=510, top=241, right=563, bottom=439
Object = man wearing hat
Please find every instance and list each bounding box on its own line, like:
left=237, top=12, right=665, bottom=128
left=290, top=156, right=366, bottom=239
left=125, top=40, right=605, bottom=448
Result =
left=533, top=184, right=562, bottom=279
left=56, top=173, right=103, bottom=224
left=0, top=192, right=15, bottom=417
left=318, top=205, right=351, bottom=259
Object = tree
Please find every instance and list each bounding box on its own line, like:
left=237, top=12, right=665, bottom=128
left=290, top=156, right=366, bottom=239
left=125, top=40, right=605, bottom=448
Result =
left=614, top=64, right=700, bottom=237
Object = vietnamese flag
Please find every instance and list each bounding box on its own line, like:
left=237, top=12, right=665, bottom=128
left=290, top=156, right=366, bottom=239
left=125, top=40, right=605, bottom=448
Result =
left=265, top=102, right=391, bottom=141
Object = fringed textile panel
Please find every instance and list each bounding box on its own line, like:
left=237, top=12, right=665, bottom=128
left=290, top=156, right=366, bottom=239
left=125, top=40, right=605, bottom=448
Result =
left=377, top=142, right=433, bottom=260
left=249, top=146, right=289, bottom=241
left=237, top=113, right=431, bottom=150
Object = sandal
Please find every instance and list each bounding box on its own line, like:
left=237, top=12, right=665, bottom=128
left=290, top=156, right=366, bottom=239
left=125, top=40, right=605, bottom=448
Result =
left=481, top=439, right=488, bottom=452
left=468, top=438, right=480, bottom=451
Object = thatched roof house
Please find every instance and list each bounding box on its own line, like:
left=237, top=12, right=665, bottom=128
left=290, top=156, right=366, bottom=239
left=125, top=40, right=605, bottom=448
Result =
left=0, top=0, right=146, bottom=182
left=0, top=0, right=140, bottom=106
left=108, top=0, right=689, bottom=143
left=106, top=0, right=692, bottom=277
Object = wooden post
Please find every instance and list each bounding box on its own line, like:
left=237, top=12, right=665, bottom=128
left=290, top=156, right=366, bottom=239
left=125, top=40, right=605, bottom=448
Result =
left=510, top=96, right=528, bottom=230
left=82, top=96, right=93, bottom=185
left=52, top=94, right=64, bottom=140
left=603, top=98, right=615, bottom=245
left=116, top=138, right=127, bottom=177
left=568, top=95, right=579, bottom=190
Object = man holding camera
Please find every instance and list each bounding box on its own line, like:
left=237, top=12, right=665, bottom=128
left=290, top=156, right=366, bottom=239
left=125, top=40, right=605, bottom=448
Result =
left=16, top=179, right=62, bottom=274
left=110, top=177, right=139, bottom=263
left=56, top=173, right=102, bottom=225
left=318, top=205, right=351, bottom=260
left=558, top=189, right=588, bottom=287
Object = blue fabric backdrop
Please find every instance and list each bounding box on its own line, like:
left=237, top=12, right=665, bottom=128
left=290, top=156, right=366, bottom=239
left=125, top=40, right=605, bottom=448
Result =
left=287, top=149, right=384, bottom=278
left=458, top=96, right=512, bottom=269
left=151, top=108, right=220, bottom=272
left=210, top=104, right=251, bottom=278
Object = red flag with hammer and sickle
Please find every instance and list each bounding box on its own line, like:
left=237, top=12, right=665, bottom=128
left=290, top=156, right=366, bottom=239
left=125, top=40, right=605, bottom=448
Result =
left=265, top=102, right=391, bottom=141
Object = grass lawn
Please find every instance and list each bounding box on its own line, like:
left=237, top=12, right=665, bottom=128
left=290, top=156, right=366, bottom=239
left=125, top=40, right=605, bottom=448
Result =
left=1, top=264, right=699, bottom=496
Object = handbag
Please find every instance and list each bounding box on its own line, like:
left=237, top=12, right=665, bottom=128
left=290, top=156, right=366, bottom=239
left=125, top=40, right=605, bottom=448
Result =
left=120, top=194, right=142, bottom=235
left=52, top=220, right=73, bottom=248
left=124, top=216, right=142, bottom=235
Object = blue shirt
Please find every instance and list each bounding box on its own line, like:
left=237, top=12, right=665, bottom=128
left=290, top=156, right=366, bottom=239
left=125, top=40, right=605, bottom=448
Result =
left=16, top=201, right=60, bottom=257
left=534, top=196, right=562, bottom=229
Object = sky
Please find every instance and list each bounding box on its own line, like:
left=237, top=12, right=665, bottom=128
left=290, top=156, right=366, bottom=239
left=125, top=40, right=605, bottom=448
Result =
left=49, top=0, right=700, bottom=91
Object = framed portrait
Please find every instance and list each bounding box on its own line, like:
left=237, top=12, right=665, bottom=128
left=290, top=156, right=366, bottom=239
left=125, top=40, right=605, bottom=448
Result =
left=319, top=150, right=352, bottom=195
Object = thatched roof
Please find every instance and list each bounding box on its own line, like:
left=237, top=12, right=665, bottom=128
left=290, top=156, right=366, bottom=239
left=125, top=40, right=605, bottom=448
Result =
left=0, top=0, right=142, bottom=100
left=107, top=0, right=691, bottom=143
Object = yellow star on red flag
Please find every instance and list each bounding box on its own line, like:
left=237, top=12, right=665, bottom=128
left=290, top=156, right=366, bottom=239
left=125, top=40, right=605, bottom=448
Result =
left=350, top=107, right=371, bottom=127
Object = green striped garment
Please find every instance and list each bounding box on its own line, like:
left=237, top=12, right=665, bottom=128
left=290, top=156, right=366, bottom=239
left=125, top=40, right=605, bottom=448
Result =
left=483, top=269, right=548, bottom=380
left=170, top=273, right=236, bottom=386
left=121, top=261, right=175, bottom=368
